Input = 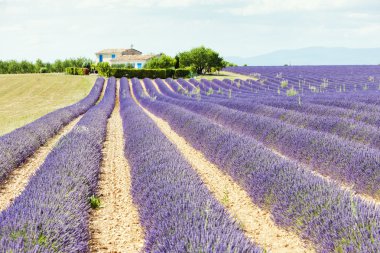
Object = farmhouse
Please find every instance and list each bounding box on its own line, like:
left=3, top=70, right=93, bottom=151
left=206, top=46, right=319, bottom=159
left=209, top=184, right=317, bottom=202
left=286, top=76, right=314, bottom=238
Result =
left=95, top=47, right=156, bottom=69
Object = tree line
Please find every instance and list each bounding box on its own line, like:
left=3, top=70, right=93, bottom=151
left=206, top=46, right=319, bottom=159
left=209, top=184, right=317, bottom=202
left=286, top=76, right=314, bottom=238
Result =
left=144, top=46, right=237, bottom=75
left=0, top=46, right=236, bottom=75
left=0, top=58, right=92, bottom=74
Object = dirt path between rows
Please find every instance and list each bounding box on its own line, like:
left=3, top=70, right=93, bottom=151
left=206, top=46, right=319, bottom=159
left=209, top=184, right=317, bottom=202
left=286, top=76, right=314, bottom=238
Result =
left=163, top=80, right=175, bottom=92
left=270, top=148, right=379, bottom=205
left=130, top=80, right=315, bottom=253
left=0, top=116, right=83, bottom=211
left=153, top=78, right=379, bottom=205
left=89, top=80, right=144, bottom=253
left=151, top=80, right=162, bottom=94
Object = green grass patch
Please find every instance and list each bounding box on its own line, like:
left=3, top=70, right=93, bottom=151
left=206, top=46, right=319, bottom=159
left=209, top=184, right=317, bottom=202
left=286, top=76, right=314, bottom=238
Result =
left=0, top=73, right=97, bottom=135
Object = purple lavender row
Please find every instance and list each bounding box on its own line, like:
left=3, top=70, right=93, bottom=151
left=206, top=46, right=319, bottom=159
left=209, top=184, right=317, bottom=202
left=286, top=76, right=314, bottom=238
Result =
left=152, top=79, right=380, bottom=197
left=262, top=98, right=380, bottom=127
left=211, top=99, right=380, bottom=150
left=0, top=78, right=104, bottom=183
left=138, top=79, right=380, bottom=252
left=158, top=79, right=380, bottom=152
left=0, top=78, right=116, bottom=252
left=307, top=98, right=380, bottom=114
left=224, top=66, right=380, bottom=92
left=168, top=78, right=380, bottom=127
left=214, top=91, right=380, bottom=128
left=121, top=78, right=261, bottom=252
left=210, top=79, right=380, bottom=107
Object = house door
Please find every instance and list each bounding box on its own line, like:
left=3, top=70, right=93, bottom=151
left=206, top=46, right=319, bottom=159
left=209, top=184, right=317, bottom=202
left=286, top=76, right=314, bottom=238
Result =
left=99, top=55, right=103, bottom=62
left=137, top=63, right=142, bottom=69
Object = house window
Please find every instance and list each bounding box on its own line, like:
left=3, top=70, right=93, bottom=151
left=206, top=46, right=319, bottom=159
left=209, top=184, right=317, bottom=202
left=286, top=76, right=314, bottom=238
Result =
left=112, top=54, right=116, bottom=59
left=99, top=55, right=103, bottom=62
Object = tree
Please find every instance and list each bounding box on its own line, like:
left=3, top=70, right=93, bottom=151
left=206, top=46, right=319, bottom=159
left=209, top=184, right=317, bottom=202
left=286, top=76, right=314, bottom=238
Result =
left=144, top=54, right=176, bottom=69
left=35, top=59, right=45, bottom=73
left=174, top=55, right=180, bottom=69
left=52, top=59, right=64, bottom=72
left=0, top=57, right=94, bottom=74
left=222, top=60, right=237, bottom=67
left=178, top=46, right=224, bottom=75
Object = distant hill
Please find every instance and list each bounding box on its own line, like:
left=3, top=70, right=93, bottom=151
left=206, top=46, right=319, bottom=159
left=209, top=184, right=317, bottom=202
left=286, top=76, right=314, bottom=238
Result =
left=226, top=47, right=380, bottom=66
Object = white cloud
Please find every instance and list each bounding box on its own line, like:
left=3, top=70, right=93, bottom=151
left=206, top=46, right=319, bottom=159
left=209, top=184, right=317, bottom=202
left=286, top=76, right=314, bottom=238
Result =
left=40, top=0, right=239, bottom=9
left=0, top=24, right=23, bottom=32
left=0, top=0, right=379, bottom=61
left=222, top=0, right=374, bottom=16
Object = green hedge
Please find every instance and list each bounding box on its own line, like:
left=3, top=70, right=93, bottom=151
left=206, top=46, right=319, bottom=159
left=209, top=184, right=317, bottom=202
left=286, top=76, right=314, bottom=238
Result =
left=174, top=68, right=191, bottom=78
left=65, top=67, right=89, bottom=75
left=107, top=68, right=191, bottom=79
left=165, top=69, right=175, bottom=78
left=94, top=64, right=192, bottom=79
left=109, top=68, right=167, bottom=79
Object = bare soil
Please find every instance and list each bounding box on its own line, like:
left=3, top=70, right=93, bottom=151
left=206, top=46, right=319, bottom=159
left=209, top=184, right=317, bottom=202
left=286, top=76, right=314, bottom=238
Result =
left=163, top=80, right=175, bottom=92
left=151, top=80, right=162, bottom=94
left=130, top=80, right=315, bottom=253
left=89, top=80, right=144, bottom=253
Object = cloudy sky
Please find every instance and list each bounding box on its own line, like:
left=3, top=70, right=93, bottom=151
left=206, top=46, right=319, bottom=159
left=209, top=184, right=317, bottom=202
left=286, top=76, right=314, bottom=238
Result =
left=0, top=0, right=379, bottom=61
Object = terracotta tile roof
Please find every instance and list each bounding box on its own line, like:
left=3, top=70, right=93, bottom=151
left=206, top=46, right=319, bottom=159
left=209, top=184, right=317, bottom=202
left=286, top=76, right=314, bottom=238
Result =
left=110, top=54, right=156, bottom=63
left=122, top=49, right=142, bottom=55
left=95, top=48, right=127, bottom=54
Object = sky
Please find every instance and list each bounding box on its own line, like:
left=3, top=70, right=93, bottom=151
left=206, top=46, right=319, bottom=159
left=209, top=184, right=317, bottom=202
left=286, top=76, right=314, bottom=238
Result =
left=0, top=0, right=379, bottom=62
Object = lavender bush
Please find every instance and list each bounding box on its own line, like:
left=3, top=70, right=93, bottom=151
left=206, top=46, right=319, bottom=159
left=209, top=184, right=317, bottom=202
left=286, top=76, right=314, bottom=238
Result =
left=0, top=77, right=116, bottom=252
left=0, top=78, right=105, bottom=183
left=121, top=77, right=262, bottom=253
left=140, top=78, right=380, bottom=252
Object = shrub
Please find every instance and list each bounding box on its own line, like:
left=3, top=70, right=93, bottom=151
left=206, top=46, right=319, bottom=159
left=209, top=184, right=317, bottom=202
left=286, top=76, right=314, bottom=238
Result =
left=286, top=87, right=298, bottom=96
left=166, top=68, right=175, bottom=78
left=280, top=80, right=288, bottom=88
left=39, top=67, right=48, bottom=73
left=65, top=67, right=89, bottom=75
left=89, top=195, right=101, bottom=209
left=96, top=62, right=111, bottom=77
left=112, top=64, right=127, bottom=68
left=174, top=68, right=191, bottom=78
left=144, top=54, right=176, bottom=69
left=65, top=67, right=74, bottom=75
left=109, top=68, right=167, bottom=79
left=99, top=67, right=189, bottom=79
left=77, top=68, right=89, bottom=75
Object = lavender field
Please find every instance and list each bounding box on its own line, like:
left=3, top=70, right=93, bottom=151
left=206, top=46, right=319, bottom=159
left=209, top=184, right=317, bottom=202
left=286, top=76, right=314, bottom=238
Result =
left=1, top=66, right=380, bottom=252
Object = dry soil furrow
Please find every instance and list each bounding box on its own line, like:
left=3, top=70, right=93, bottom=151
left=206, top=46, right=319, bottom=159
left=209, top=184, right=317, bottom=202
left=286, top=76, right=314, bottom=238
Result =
left=163, top=80, right=175, bottom=92
left=129, top=82, right=315, bottom=253
left=0, top=115, right=83, bottom=211
left=96, top=80, right=107, bottom=104
left=89, top=81, right=144, bottom=253
left=151, top=80, right=162, bottom=94
left=270, top=148, right=379, bottom=204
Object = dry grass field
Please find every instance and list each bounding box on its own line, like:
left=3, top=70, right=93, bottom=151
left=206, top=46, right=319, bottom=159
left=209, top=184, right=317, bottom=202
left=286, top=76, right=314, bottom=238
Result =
left=0, top=73, right=97, bottom=135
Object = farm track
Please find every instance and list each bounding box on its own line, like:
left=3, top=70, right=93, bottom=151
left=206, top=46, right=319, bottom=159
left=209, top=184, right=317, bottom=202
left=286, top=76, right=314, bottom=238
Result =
left=0, top=115, right=83, bottom=211
left=130, top=84, right=315, bottom=253
left=89, top=80, right=144, bottom=253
